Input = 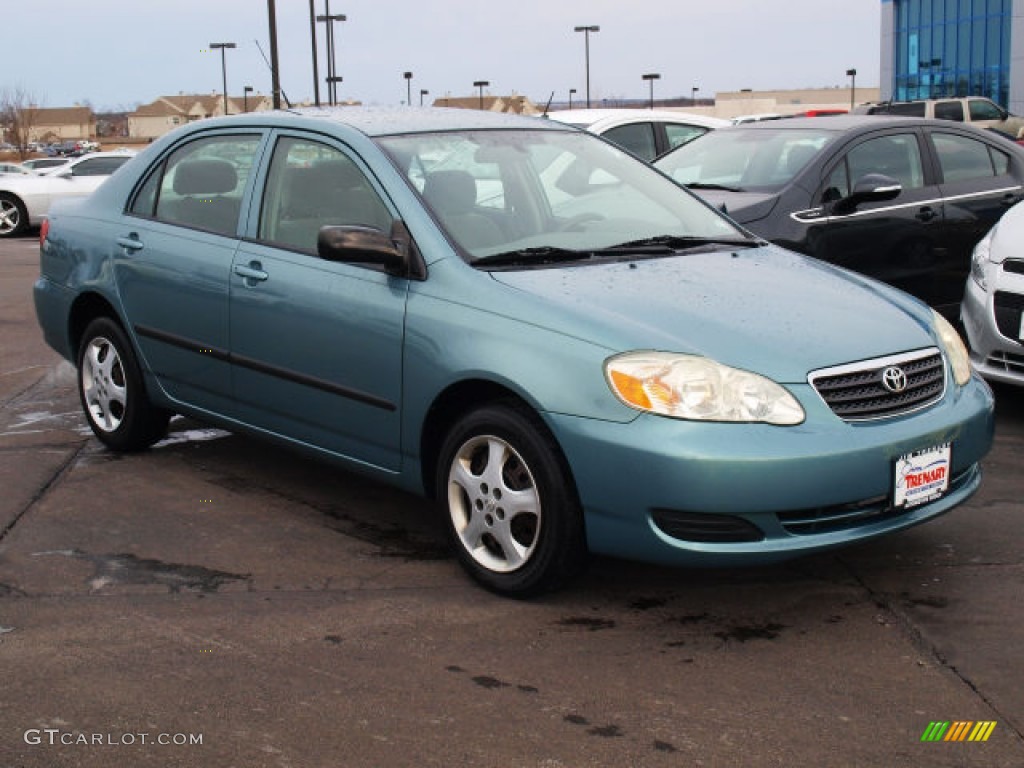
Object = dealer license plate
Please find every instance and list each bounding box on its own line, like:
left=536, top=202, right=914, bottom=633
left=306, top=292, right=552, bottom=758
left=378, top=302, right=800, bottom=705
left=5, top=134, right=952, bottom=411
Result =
left=894, top=443, right=951, bottom=509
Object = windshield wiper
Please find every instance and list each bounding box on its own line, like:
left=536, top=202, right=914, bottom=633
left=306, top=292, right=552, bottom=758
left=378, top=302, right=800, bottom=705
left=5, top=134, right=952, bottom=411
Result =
left=471, top=246, right=594, bottom=268
left=685, top=182, right=745, bottom=192
left=601, top=235, right=759, bottom=253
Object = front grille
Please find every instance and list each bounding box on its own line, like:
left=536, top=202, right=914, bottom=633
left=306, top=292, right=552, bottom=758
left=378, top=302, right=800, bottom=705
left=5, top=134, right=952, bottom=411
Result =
left=986, top=350, right=1024, bottom=374
left=993, top=291, right=1024, bottom=341
left=1004, top=260, right=1024, bottom=276
left=809, top=349, right=945, bottom=421
left=778, top=467, right=974, bottom=535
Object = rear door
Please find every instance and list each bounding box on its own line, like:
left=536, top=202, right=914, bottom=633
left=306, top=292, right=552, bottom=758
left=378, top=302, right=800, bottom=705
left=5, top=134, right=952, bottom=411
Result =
left=228, top=131, right=408, bottom=471
left=116, top=132, right=265, bottom=413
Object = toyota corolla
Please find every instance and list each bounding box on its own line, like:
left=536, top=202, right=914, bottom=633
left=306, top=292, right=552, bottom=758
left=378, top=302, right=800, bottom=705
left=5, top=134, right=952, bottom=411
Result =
left=34, top=108, right=994, bottom=596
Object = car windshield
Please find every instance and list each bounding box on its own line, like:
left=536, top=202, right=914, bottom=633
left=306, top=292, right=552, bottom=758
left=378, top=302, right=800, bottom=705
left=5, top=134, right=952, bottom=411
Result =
left=376, top=129, right=747, bottom=264
left=655, top=127, right=837, bottom=193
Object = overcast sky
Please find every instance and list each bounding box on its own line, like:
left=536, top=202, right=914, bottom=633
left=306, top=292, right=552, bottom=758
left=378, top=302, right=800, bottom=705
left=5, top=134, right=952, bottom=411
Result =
left=6, top=0, right=881, bottom=111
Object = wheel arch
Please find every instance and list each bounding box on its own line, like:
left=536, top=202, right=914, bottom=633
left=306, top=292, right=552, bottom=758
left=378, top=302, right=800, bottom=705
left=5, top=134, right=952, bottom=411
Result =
left=419, top=378, right=576, bottom=503
left=68, top=291, right=124, bottom=360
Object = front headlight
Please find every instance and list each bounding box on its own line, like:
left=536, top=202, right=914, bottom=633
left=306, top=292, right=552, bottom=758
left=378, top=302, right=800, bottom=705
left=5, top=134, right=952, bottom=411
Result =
left=969, top=228, right=994, bottom=291
left=931, top=310, right=971, bottom=387
left=605, top=351, right=805, bottom=425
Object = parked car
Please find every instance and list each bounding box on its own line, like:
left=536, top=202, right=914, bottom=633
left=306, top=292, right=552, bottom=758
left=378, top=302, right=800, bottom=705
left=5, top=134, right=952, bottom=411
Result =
left=548, top=108, right=729, bottom=162
left=655, top=115, right=1024, bottom=317
left=34, top=108, right=993, bottom=596
left=962, top=199, right=1024, bottom=386
left=854, top=97, right=1024, bottom=138
left=21, top=157, right=73, bottom=173
left=0, top=162, right=33, bottom=176
left=0, top=151, right=135, bottom=237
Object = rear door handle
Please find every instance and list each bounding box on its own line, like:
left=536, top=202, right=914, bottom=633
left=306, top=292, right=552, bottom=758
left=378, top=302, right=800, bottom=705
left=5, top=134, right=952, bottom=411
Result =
left=116, top=234, right=144, bottom=252
left=915, top=206, right=938, bottom=222
left=234, top=262, right=269, bottom=284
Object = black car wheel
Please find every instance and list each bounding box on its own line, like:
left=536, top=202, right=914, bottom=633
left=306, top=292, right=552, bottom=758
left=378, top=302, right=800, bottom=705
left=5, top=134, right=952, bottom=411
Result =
left=0, top=193, right=28, bottom=238
left=437, top=402, right=587, bottom=597
left=77, top=317, right=169, bottom=451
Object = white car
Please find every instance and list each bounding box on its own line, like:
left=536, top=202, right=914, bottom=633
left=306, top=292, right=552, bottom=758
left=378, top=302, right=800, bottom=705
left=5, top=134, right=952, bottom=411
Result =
left=21, top=157, right=73, bottom=173
left=548, top=108, right=728, bottom=162
left=0, top=151, right=136, bottom=237
left=962, top=199, right=1024, bottom=387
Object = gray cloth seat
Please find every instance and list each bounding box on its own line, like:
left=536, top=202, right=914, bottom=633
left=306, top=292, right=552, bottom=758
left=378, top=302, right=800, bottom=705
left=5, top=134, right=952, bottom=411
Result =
left=422, top=170, right=503, bottom=250
left=274, top=160, right=391, bottom=252
left=165, top=159, right=241, bottom=235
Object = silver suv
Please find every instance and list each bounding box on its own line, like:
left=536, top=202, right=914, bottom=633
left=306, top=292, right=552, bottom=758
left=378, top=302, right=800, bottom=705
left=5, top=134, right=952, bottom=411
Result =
left=856, top=97, right=1024, bottom=139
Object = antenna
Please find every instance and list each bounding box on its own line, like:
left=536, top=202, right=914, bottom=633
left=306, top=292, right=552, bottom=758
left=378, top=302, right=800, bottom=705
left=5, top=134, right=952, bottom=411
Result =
left=254, top=39, right=292, bottom=108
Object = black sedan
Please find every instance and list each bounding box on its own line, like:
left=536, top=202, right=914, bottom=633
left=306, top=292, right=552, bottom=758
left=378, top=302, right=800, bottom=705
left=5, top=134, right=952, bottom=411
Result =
left=655, top=115, right=1024, bottom=316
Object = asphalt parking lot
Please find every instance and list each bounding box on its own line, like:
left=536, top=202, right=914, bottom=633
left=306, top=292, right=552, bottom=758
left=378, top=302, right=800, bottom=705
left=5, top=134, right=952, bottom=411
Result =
left=0, top=234, right=1022, bottom=767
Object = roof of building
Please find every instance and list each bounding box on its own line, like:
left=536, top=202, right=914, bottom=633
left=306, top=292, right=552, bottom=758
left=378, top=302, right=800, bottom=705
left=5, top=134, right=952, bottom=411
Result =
left=33, top=107, right=95, bottom=124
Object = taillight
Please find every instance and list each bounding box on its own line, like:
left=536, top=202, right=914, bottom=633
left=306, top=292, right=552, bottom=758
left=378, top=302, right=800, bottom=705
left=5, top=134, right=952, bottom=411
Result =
left=39, top=218, right=49, bottom=247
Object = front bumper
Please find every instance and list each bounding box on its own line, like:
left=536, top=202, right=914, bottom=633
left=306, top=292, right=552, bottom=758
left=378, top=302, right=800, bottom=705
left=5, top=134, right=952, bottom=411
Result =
left=548, top=376, right=994, bottom=567
left=962, top=274, right=1024, bottom=387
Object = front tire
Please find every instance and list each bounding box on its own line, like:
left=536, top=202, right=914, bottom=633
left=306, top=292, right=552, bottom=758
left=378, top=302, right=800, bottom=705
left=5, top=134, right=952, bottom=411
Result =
left=436, top=403, right=587, bottom=597
left=0, top=193, right=28, bottom=238
left=77, top=317, right=169, bottom=451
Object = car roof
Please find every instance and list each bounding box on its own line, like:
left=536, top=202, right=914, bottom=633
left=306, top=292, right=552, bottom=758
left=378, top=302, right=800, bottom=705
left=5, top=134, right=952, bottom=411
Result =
left=721, top=114, right=1004, bottom=134
left=549, top=108, right=729, bottom=129
left=199, top=106, right=575, bottom=138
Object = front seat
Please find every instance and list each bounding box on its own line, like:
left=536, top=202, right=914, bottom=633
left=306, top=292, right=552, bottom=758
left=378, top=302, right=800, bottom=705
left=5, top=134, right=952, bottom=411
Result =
left=422, top=170, right=503, bottom=251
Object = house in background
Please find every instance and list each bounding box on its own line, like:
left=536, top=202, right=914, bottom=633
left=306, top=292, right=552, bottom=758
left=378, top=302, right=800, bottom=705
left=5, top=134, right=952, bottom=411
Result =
left=30, top=107, right=97, bottom=143
left=433, top=95, right=541, bottom=115
left=129, top=93, right=272, bottom=140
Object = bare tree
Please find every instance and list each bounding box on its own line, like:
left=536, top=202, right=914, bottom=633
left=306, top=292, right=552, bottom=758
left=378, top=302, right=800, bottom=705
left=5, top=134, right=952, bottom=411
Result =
left=0, top=87, right=42, bottom=159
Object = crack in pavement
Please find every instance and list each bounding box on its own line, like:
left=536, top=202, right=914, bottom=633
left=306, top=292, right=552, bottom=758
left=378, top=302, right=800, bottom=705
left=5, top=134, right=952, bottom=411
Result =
left=837, top=554, right=1024, bottom=745
left=0, top=440, right=89, bottom=545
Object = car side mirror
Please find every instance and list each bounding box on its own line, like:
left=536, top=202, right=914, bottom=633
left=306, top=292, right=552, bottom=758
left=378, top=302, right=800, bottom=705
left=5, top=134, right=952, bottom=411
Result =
left=831, top=173, right=901, bottom=216
left=317, top=220, right=421, bottom=278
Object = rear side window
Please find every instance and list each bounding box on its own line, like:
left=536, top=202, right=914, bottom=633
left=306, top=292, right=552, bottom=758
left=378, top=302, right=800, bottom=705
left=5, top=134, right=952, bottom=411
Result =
left=932, top=132, right=1009, bottom=182
left=129, top=134, right=261, bottom=237
left=885, top=102, right=926, bottom=117
left=602, top=123, right=657, bottom=161
left=934, top=101, right=964, bottom=121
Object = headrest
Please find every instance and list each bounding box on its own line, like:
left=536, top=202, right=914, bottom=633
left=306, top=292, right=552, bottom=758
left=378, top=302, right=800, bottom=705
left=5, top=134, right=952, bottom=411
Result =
left=173, top=159, right=238, bottom=195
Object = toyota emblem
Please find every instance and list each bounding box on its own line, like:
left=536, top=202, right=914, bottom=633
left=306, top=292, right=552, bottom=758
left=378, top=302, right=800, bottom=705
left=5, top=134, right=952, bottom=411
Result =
left=881, top=366, right=908, bottom=393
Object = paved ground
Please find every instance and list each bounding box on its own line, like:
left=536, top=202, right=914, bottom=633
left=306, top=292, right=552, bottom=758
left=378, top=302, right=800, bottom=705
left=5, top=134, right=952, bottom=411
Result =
left=0, top=234, right=1022, bottom=767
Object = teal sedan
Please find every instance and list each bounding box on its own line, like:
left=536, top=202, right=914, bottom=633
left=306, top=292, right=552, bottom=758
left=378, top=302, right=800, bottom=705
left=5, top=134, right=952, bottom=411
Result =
left=34, top=108, right=994, bottom=596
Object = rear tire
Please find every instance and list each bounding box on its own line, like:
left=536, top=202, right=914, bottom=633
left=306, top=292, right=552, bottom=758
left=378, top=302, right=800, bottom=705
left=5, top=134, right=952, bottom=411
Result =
left=436, top=402, right=587, bottom=597
left=0, top=193, right=28, bottom=238
left=77, top=317, right=169, bottom=451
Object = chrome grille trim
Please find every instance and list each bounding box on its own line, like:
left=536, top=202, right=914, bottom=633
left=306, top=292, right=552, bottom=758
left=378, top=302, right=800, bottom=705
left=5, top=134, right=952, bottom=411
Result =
left=808, top=348, right=946, bottom=422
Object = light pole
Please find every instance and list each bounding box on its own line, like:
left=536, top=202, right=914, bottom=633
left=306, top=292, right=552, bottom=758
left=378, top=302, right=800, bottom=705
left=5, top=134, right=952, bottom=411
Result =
left=327, top=76, right=343, bottom=104
left=317, top=7, right=346, bottom=106
left=573, top=25, right=599, bottom=109
left=210, top=42, right=236, bottom=115
left=308, top=0, right=320, bottom=106
left=404, top=71, right=413, bottom=106
left=420, top=88, right=429, bottom=107
left=569, top=88, right=577, bottom=109
left=846, top=68, right=857, bottom=109
left=473, top=80, right=489, bottom=110
left=243, top=85, right=253, bottom=112
left=642, top=73, right=660, bottom=110
left=691, top=86, right=699, bottom=105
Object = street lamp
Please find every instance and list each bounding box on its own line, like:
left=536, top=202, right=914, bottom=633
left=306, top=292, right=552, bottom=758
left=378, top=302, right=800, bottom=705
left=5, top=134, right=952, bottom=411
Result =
left=243, top=85, right=254, bottom=112
left=691, top=86, right=699, bottom=105
left=327, top=75, right=343, bottom=104
left=473, top=80, right=490, bottom=110
left=404, top=71, right=413, bottom=106
left=317, top=7, right=347, bottom=106
left=642, top=73, right=660, bottom=110
left=209, top=42, right=236, bottom=115
left=569, top=88, right=577, bottom=109
left=573, top=25, right=599, bottom=109
left=420, top=88, right=429, bottom=107
left=846, top=68, right=857, bottom=109
left=307, top=0, right=320, bottom=106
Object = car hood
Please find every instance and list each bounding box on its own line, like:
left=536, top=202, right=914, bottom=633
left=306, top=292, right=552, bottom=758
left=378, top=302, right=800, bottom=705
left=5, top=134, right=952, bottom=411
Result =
left=487, top=244, right=934, bottom=383
left=687, top=190, right=780, bottom=225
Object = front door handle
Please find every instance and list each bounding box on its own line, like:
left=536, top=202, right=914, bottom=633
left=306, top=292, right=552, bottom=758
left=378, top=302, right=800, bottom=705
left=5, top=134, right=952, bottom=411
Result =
left=116, top=234, right=144, bottom=252
left=915, top=206, right=938, bottom=222
left=234, top=261, right=269, bottom=285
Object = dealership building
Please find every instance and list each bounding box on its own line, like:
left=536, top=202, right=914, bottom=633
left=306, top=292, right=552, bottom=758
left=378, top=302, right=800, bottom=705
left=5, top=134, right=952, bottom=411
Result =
left=880, top=0, right=1024, bottom=113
